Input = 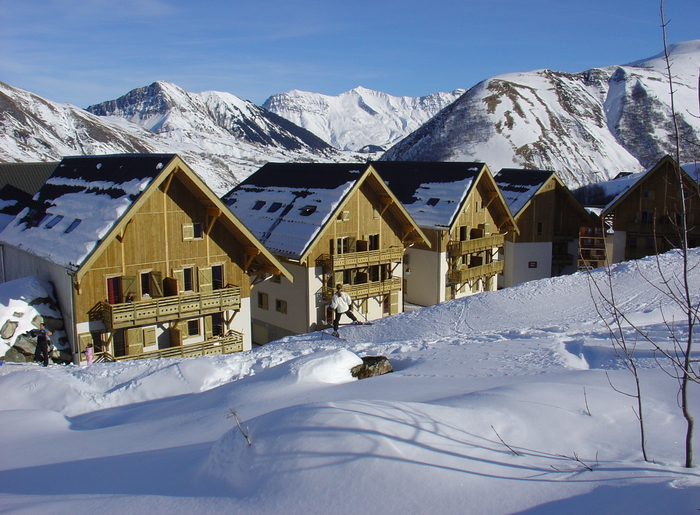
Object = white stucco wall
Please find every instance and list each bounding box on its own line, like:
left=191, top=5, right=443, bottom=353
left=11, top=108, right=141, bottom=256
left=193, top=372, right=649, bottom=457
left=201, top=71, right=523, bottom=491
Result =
left=502, top=241, right=553, bottom=287
left=250, top=263, right=310, bottom=339
left=404, top=247, right=445, bottom=307
left=609, top=231, right=627, bottom=264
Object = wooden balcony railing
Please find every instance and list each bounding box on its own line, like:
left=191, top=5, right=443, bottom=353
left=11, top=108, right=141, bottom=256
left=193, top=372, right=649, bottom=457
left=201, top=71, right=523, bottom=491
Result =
left=115, top=332, right=244, bottom=361
left=99, top=286, right=241, bottom=330
left=552, top=253, right=574, bottom=266
left=626, top=222, right=684, bottom=236
left=321, top=277, right=402, bottom=300
left=553, top=231, right=577, bottom=242
left=448, top=261, right=504, bottom=284
left=447, top=234, right=504, bottom=257
left=316, top=247, right=404, bottom=271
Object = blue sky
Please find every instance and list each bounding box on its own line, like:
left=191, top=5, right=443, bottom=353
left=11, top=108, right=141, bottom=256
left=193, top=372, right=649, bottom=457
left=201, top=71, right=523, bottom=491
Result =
left=1, top=0, right=697, bottom=108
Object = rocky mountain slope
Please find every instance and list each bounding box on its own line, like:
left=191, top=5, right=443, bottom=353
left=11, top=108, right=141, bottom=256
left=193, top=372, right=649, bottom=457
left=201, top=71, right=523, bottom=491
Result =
left=262, top=86, right=465, bottom=152
left=382, top=41, right=700, bottom=187
left=0, top=81, right=350, bottom=195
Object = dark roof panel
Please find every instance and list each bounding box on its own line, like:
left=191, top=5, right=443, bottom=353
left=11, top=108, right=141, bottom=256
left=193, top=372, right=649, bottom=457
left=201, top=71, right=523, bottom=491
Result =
left=0, top=162, right=59, bottom=195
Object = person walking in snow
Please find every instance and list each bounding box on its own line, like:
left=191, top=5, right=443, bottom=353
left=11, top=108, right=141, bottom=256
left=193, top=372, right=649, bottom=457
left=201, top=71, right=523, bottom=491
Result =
left=330, top=283, right=360, bottom=336
left=83, top=342, right=94, bottom=365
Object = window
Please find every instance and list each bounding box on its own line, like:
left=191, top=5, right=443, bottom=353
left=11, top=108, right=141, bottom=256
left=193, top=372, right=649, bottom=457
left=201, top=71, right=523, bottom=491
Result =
left=276, top=299, right=287, bottom=314
left=641, top=212, right=654, bottom=224
left=187, top=320, right=200, bottom=336
left=459, top=226, right=468, bottom=241
left=253, top=200, right=266, bottom=210
left=299, top=205, right=317, bottom=216
left=268, top=202, right=283, bottom=213
left=45, top=215, right=64, bottom=229
left=629, top=237, right=638, bottom=249
left=65, top=218, right=82, bottom=233
left=337, top=237, right=349, bottom=254
left=212, top=265, right=223, bottom=290
left=140, top=272, right=151, bottom=297
left=183, top=268, right=194, bottom=292
left=369, top=234, right=379, bottom=251
left=427, top=198, right=440, bottom=206
left=258, top=291, right=269, bottom=310
left=183, top=223, right=203, bottom=240
left=107, top=277, right=121, bottom=304
left=646, top=237, right=655, bottom=250
left=536, top=222, right=543, bottom=236
left=211, top=312, right=223, bottom=337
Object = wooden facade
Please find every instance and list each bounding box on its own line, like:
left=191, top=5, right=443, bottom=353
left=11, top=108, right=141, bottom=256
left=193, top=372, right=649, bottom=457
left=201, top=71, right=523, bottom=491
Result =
left=497, top=170, right=594, bottom=287
left=0, top=154, right=289, bottom=362
left=371, top=162, right=516, bottom=307
left=602, top=155, right=700, bottom=263
left=224, top=163, right=428, bottom=344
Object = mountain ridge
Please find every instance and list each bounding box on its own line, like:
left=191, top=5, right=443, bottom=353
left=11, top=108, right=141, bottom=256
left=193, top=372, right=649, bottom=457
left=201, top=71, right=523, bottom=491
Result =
left=380, top=40, right=700, bottom=186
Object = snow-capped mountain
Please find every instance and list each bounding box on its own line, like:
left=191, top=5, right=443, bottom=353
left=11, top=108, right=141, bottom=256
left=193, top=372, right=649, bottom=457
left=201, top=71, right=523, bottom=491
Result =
left=382, top=41, right=700, bottom=187
left=0, top=81, right=352, bottom=195
left=262, top=86, right=466, bottom=152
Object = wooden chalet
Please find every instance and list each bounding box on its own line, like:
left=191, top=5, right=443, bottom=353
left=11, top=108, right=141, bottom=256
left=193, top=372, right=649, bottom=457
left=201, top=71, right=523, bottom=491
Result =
left=495, top=169, right=595, bottom=287
left=0, top=154, right=289, bottom=362
left=600, top=155, right=700, bottom=263
left=223, top=162, right=429, bottom=344
left=370, top=162, right=517, bottom=307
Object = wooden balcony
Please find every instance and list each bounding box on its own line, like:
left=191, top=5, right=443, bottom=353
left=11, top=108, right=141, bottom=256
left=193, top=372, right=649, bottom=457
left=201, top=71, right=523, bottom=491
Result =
left=321, top=277, right=402, bottom=300
left=552, top=253, right=574, bottom=266
left=448, top=234, right=504, bottom=257
left=114, top=332, right=244, bottom=361
left=99, top=286, right=241, bottom=330
left=626, top=222, right=681, bottom=236
left=553, top=231, right=578, bottom=242
left=448, top=261, right=504, bottom=284
left=316, top=247, right=404, bottom=271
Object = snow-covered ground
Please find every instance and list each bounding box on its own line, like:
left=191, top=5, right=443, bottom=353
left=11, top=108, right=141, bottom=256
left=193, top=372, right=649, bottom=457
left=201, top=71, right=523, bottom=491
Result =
left=0, top=250, right=698, bottom=514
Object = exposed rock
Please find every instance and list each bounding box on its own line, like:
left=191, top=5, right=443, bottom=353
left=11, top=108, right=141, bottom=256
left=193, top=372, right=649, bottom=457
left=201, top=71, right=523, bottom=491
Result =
left=3, top=347, right=27, bottom=363
left=1, top=320, right=18, bottom=339
left=31, top=314, right=43, bottom=328
left=12, top=333, right=37, bottom=355
left=351, top=356, right=393, bottom=379
left=42, top=316, right=64, bottom=332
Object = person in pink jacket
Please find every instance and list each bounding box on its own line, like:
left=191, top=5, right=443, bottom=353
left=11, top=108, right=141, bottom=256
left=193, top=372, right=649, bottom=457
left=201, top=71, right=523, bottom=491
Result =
left=83, top=342, right=93, bottom=365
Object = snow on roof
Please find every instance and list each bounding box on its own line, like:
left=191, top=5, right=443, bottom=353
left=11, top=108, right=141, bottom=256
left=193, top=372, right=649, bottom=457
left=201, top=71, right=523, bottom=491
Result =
left=494, top=169, right=553, bottom=217
left=223, top=163, right=366, bottom=258
left=600, top=171, right=647, bottom=211
left=0, top=154, right=176, bottom=270
left=370, top=162, right=484, bottom=229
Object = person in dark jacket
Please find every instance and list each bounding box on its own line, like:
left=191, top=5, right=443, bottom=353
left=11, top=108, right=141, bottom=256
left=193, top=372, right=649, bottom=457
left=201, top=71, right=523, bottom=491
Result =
left=35, top=323, right=53, bottom=367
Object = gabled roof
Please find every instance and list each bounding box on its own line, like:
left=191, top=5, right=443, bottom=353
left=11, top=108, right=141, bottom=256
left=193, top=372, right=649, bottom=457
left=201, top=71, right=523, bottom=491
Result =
left=494, top=169, right=554, bottom=217
left=371, top=161, right=517, bottom=233
left=496, top=168, right=593, bottom=224
left=0, top=161, right=58, bottom=196
left=223, top=162, right=430, bottom=261
left=602, top=155, right=699, bottom=214
left=0, top=154, right=290, bottom=281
